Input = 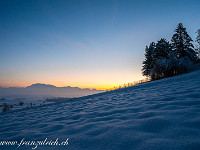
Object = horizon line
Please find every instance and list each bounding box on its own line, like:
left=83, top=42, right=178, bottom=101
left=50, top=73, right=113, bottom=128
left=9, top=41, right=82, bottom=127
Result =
left=0, top=83, right=105, bottom=91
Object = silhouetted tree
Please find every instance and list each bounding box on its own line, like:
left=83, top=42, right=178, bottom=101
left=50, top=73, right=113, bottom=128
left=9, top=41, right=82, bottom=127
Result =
left=150, top=39, right=172, bottom=80
left=153, top=38, right=171, bottom=59
left=171, top=23, right=197, bottom=62
left=142, top=42, right=155, bottom=77
left=142, top=23, right=199, bottom=81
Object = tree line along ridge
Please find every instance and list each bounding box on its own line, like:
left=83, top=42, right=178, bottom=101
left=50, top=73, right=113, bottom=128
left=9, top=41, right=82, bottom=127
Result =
left=142, top=23, right=200, bottom=80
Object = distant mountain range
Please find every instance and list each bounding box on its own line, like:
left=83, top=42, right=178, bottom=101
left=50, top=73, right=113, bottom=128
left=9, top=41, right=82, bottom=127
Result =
left=0, top=83, right=103, bottom=98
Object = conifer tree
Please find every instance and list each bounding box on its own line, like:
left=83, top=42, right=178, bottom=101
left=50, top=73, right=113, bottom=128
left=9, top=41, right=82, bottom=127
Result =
left=171, top=23, right=197, bottom=62
left=150, top=39, right=172, bottom=80
left=154, top=38, right=171, bottom=59
left=142, top=42, right=155, bottom=77
left=142, top=23, right=199, bottom=81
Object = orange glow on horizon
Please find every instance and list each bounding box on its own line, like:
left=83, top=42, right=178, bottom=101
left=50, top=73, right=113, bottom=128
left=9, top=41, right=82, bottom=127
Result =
left=0, top=83, right=115, bottom=90
left=0, top=70, right=144, bottom=90
left=0, top=78, right=145, bottom=91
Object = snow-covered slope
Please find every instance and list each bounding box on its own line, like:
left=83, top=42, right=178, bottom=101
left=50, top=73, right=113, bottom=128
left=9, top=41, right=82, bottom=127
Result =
left=1, top=70, right=200, bottom=150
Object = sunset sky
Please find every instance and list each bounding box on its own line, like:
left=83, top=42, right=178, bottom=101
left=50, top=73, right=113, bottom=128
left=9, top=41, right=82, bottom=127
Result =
left=1, top=0, right=200, bottom=90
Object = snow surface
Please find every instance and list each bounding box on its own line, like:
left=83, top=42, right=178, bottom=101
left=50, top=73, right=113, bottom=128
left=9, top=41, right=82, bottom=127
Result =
left=0, top=70, right=200, bottom=150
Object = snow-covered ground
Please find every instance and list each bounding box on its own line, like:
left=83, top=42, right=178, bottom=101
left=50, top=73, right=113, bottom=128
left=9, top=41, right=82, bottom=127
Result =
left=0, top=70, right=200, bottom=150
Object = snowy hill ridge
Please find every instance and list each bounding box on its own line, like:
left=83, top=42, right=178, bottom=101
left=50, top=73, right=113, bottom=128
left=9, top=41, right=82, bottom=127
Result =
left=1, top=70, right=200, bottom=150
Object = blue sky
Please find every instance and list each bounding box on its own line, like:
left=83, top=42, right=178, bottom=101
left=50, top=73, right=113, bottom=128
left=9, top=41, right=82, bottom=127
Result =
left=0, top=0, right=200, bottom=89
